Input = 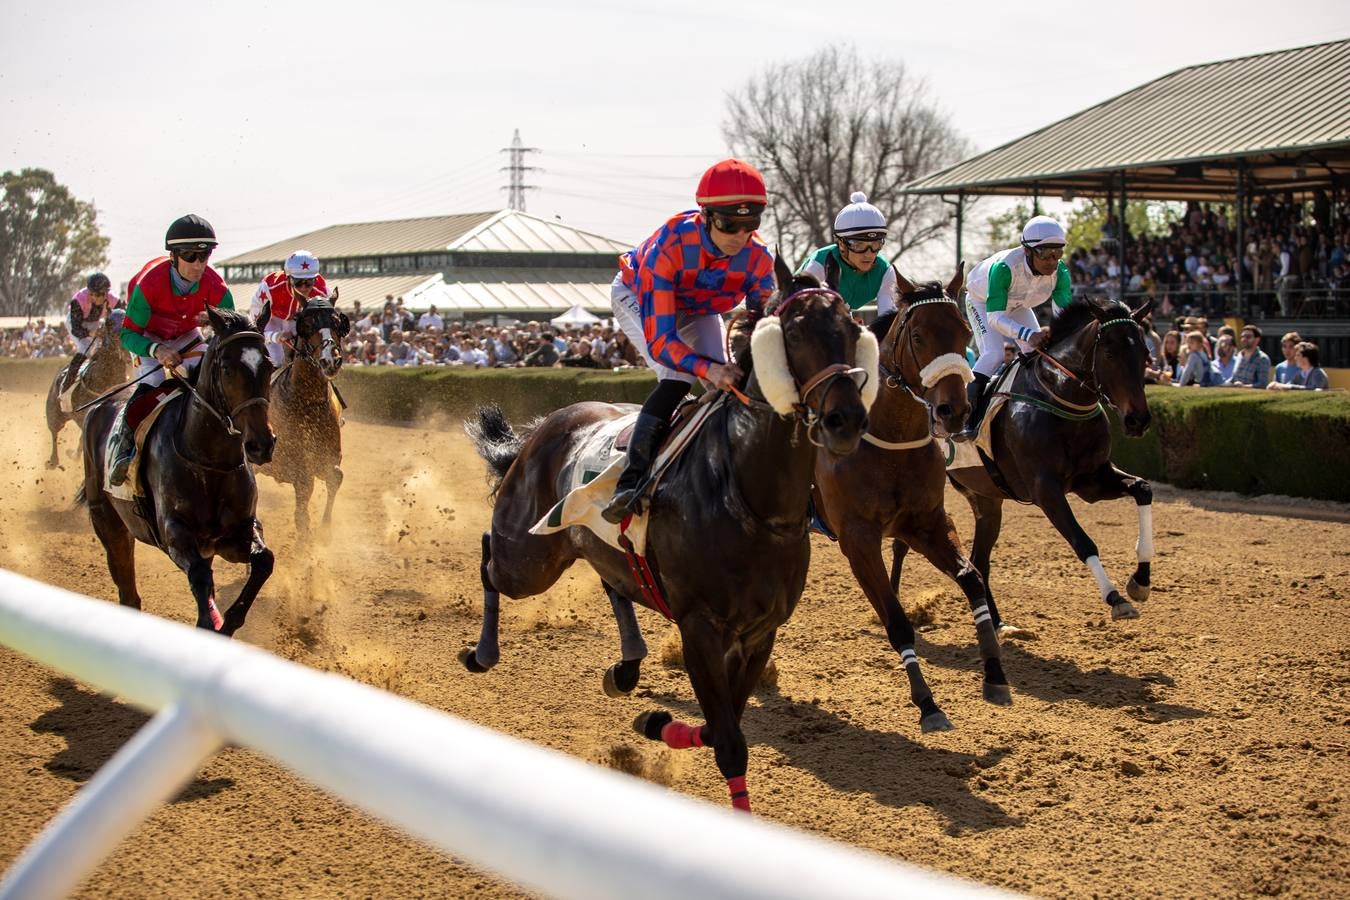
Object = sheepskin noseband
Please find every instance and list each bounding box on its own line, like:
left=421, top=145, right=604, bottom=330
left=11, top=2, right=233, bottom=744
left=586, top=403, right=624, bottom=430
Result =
left=749, top=315, right=880, bottom=415
left=918, top=352, right=973, bottom=388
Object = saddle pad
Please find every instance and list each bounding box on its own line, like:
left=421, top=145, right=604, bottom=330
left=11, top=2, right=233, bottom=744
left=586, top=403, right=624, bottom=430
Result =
left=104, top=386, right=181, bottom=502
left=57, top=359, right=95, bottom=413
left=941, top=360, right=1021, bottom=471
left=530, top=395, right=725, bottom=554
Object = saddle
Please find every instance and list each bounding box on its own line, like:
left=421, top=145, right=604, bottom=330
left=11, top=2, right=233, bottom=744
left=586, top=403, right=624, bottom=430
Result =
left=104, top=383, right=183, bottom=502
left=942, top=359, right=1028, bottom=503
left=57, top=358, right=93, bottom=413
left=613, top=393, right=707, bottom=454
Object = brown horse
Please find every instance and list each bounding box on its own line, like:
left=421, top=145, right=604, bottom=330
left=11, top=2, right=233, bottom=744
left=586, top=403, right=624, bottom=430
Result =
left=45, top=311, right=129, bottom=469
left=460, top=257, right=875, bottom=812
left=949, top=296, right=1154, bottom=627
left=257, top=296, right=349, bottom=541
left=813, top=266, right=1011, bottom=734
left=80, top=306, right=277, bottom=635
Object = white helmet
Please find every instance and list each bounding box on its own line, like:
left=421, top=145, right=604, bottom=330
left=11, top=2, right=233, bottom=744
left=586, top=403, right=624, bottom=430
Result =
left=1021, top=216, right=1067, bottom=248
left=284, top=249, right=321, bottom=279
left=833, top=191, right=888, bottom=238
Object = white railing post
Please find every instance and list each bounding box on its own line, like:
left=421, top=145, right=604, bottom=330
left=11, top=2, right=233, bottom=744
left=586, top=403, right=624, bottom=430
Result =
left=0, top=702, right=222, bottom=900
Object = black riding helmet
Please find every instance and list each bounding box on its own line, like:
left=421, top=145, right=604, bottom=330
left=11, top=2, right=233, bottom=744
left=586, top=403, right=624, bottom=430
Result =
left=165, top=214, right=218, bottom=252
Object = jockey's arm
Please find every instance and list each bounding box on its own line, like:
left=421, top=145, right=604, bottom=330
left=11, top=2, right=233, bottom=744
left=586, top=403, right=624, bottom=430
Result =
left=983, top=262, right=1038, bottom=345
left=1051, top=260, right=1072, bottom=309
left=249, top=281, right=272, bottom=321
left=68, top=296, right=89, bottom=340
left=640, top=260, right=711, bottom=380
left=120, top=283, right=157, bottom=357
left=875, top=266, right=899, bottom=317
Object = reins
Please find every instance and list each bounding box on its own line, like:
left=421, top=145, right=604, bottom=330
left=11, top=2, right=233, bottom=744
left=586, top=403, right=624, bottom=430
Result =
left=186, top=330, right=270, bottom=437
left=1024, top=315, right=1140, bottom=414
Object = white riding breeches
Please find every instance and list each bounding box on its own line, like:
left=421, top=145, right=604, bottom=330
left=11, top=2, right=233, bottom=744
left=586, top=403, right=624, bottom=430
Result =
left=74, top=335, right=95, bottom=355
left=611, top=272, right=726, bottom=384
left=262, top=318, right=296, bottom=368
left=133, top=329, right=205, bottom=388
left=967, top=297, right=1039, bottom=379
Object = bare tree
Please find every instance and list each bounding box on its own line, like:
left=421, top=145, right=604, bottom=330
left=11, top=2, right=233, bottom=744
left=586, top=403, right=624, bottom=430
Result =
left=723, top=47, right=970, bottom=268
left=0, top=168, right=109, bottom=318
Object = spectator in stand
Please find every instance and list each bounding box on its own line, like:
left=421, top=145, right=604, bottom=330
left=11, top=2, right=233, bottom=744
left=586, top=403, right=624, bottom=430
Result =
left=1226, top=324, right=1272, bottom=387
left=457, top=337, right=488, bottom=367
left=489, top=328, right=520, bottom=366
left=1273, top=331, right=1303, bottom=384
left=1146, top=330, right=1182, bottom=384
left=560, top=338, right=602, bottom=368
left=1267, top=341, right=1328, bottom=391
left=385, top=330, right=415, bottom=365
left=1211, top=333, right=1237, bottom=383
left=1140, top=314, right=1162, bottom=368
left=523, top=332, right=560, bottom=367
left=1175, top=330, right=1214, bottom=387
left=418, top=305, right=444, bottom=331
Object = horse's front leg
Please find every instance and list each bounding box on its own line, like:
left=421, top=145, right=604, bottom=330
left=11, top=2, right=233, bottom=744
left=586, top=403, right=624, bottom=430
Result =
left=219, top=519, right=275, bottom=637
left=1075, top=464, right=1154, bottom=603
left=1032, top=479, right=1139, bottom=620
left=163, top=519, right=222, bottom=631
left=634, top=614, right=750, bottom=811
left=838, top=527, right=952, bottom=733
left=319, top=464, right=343, bottom=533
left=460, top=532, right=501, bottom=672
left=601, top=582, right=647, bottom=697
left=292, top=473, right=315, bottom=542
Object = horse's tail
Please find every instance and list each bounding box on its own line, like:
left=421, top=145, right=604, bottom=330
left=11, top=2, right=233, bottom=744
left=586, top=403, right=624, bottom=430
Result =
left=464, top=404, right=525, bottom=498
left=72, top=484, right=87, bottom=509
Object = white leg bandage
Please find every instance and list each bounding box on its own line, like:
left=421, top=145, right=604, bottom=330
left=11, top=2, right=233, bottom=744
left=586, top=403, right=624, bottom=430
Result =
left=1085, top=555, right=1115, bottom=600
left=1135, top=505, right=1154, bottom=562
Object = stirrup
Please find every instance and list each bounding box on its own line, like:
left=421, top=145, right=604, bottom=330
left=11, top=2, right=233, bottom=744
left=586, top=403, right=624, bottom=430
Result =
left=601, top=489, right=643, bottom=525
left=950, top=425, right=978, bottom=444
left=109, top=454, right=133, bottom=487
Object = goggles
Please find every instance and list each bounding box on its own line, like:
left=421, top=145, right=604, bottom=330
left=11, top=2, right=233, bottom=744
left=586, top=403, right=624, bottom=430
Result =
left=709, top=212, right=761, bottom=234
left=840, top=235, right=885, bottom=254
left=177, top=249, right=211, bottom=263
left=1026, top=244, right=1065, bottom=260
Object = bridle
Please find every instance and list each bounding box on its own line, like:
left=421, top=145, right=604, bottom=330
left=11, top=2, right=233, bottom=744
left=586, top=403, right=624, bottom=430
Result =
left=880, top=290, right=969, bottom=404
left=768, top=287, right=870, bottom=442
left=185, top=329, right=271, bottom=437
left=1031, top=315, right=1141, bottom=412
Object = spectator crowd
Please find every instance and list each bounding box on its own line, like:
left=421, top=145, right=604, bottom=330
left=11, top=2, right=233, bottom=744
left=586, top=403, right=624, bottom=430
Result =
left=1, top=319, right=76, bottom=359
left=1138, top=315, right=1329, bottom=391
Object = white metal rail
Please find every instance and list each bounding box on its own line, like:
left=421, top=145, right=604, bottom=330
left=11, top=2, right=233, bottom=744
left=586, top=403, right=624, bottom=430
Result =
left=0, top=569, right=1003, bottom=899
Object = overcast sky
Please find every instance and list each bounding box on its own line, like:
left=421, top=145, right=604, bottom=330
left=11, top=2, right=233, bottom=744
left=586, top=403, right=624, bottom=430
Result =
left=3, top=0, right=1346, bottom=285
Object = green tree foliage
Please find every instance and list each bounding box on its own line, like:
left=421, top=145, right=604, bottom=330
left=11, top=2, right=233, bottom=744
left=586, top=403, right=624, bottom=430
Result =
left=723, top=46, right=971, bottom=268
left=1063, top=199, right=1182, bottom=253
left=0, top=168, right=110, bottom=317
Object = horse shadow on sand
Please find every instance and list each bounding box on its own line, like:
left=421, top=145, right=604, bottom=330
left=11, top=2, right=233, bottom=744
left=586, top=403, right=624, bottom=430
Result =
left=915, top=633, right=1209, bottom=723
left=640, top=686, right=1021, bottom=835
left=30, top=678, right=234, bottom=802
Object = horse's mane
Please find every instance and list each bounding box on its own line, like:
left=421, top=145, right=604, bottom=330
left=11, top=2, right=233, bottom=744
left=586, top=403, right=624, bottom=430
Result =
left=210, top=306, right=260, bottom=337
left=1047, top=297, right=1132, bottom=345
left=869, top=280, right=944, bottom=341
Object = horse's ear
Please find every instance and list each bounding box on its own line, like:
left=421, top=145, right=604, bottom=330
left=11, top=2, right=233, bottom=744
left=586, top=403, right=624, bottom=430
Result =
left=893, top=267, right=917, bottom=298
left=1131, top=298, right=1153, bottom=322
left=337, top=312, right=351, bottom=337
left=773, top=248, right=795, bottom=295
left=256, top=300, right=271, bottom=332
left=330, top=285, right=339, bottom=302
left=205, top=304, right=226, bottom=335
left=947, top=261, right=965, bottom=299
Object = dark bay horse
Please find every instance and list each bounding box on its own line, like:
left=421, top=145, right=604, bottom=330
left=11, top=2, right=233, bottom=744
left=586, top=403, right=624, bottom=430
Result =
left=257, top=297, right=349, bottom=541
left=461, top=257, right=874, bottom=812
left=813, top=266, right=1012, bottom=734
left=45, top=312, right=129, bottom=469
left=949, top=296, right=1155, bottom=626
left=81, top=306, right=277, bottom=635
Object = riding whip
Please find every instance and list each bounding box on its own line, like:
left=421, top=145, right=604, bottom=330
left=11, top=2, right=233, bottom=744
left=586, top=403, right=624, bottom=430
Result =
left=73, top=339, right=204, bottom=412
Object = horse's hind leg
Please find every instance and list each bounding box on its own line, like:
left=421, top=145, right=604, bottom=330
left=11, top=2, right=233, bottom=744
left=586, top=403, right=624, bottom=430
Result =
left=888, top=538, right=908, bottom=597
left=292, top=474, right=315, bottom=542
left=903, top=515, right=1011, bottom=707
left=88, top=499, right=141, bottom=610
left=601, top=582, right=647, bottom=697
left=956, top=483, right=1021, bottom=637
left=220, top=520, right=275, bottom=637
left=840, top=527, right=953, bottom=733
left=1033, top=479, right=1138, bottom=621
left=319, top=464, right=343, bottom=536
left=460, top=532, right=501, bottom=672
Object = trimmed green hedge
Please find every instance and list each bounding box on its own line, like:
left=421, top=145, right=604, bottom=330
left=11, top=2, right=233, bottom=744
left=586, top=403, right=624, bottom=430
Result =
left=1107, top=386, right=1350, bottom=501
left=4, top=360, right=1346, bottom=500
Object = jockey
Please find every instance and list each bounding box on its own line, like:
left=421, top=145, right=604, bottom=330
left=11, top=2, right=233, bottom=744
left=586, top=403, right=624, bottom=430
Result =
left=953, top=215, right=1072, bottom=442
left=251, top=249, right=330, bottom=367
left=107, top=214, right=235, bottom=486
left=60, top=272, right=122, bottom=394
left=601, top=158, right=775, bottom=524
left=796, top=192, right=897, bottom=316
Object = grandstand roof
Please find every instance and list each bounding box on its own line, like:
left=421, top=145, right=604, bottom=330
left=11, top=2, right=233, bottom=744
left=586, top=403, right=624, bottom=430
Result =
left=217, top=210, right=629, bottom=266
left=904, top=38, right=1350, bottom=200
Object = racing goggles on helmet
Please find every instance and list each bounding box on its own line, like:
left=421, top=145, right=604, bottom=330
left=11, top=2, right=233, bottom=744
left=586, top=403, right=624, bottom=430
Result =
left=839, top=232, right=886, bottom=253
left=708, top=211, right=761, bottom=234
left=1025, top=243, right=1065, bottom=260
left=176, top=248, right=212, bottom=263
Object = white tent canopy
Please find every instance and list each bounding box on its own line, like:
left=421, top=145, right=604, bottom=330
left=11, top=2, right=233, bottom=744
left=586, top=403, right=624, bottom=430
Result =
left=549, top=303, right=602, bottom=328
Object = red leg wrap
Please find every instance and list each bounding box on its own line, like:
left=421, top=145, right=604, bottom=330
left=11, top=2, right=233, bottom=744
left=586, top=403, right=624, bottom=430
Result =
left=727, top=775, right=751, bottom=813
left=207, top=596, right=223, bottom=631
left=659, top=720, right=705, bottom=750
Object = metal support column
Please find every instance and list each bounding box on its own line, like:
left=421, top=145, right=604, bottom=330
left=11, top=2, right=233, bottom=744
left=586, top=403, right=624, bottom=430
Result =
left=1236, top=160, right=1246, bottom=319
left=955, top=191, right=965, bottom=272
left=1118, top=171, right=1128, bottom=300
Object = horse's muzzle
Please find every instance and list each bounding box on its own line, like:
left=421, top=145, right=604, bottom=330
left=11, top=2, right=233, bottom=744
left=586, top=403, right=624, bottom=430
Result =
left=245, top=432, right=276, bottom=465
left=821, top=406, right=868, bottom=455
left=1122, top=409, right=1152, bottom=437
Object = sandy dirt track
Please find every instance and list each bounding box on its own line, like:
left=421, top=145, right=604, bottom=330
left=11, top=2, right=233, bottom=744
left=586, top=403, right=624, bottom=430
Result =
left=1, top=386, right=1347, bottom=899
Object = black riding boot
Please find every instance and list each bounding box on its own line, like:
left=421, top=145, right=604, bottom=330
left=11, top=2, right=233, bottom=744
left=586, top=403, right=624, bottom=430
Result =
left=951, top=372, right=991, bottom=444
left=601, top=413, right=669, bottom=524
left=108, top=383, right=152, bottom=487
left=60, top=353, right=86, bottom=393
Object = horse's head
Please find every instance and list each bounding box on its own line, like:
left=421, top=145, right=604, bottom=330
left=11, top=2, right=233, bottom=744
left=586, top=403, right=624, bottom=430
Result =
left=1047, top=296, right=1153, bottom=437
left=748, top=256, right=876, bottom=455
left=294, top=296, right=349, bottom=377
left=204, top=304, right=276, bottom=464
left=880, top=263, right=974, bottom=437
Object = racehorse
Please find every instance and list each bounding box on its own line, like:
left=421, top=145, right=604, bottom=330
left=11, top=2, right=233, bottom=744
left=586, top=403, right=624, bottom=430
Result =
left=257, top=296, right=349, bottom=541
left=461, top=256, right=875, bottom=812
left=812, top=265, right=1012, bottom=734
left=45, top=312, right=130, bottom=469
left=948, top=296, right=1155, bottom=626
left=80, top=305, right=277, bottom=635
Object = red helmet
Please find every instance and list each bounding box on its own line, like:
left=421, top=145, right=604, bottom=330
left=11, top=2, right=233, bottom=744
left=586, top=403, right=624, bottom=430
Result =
left=695, top=158, right=767, bottom=213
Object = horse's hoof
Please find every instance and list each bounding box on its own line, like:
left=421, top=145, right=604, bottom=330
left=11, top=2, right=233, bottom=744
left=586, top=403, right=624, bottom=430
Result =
left=459, top=645, right=493, bottom=673
left=1127, top=576, right=1151, bottom=603
left=1108, top=592, right=1140, bottom=620
left=920, top=710, right=955, bottom=733
left=997, top=622, right=1036, bottom=640
left=983, top=681, right=1014, bottom=706
left=602, top=660, right=640, bottom=697
left=632, top=710, right=672, bottom=741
